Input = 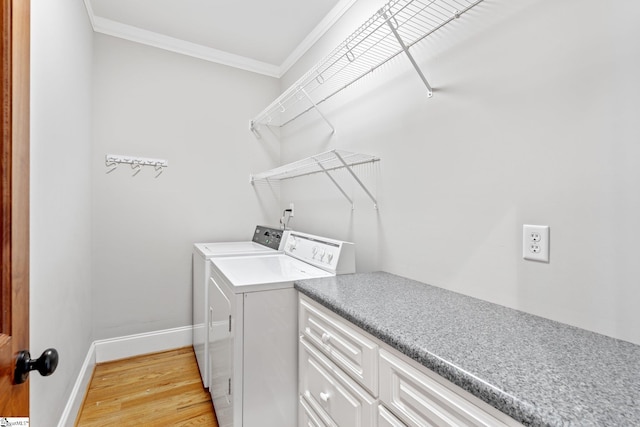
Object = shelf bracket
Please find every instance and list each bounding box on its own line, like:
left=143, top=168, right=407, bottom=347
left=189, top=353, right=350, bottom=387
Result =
left=380, top=8, right=433, bottom=97
left=333, top=151, right=378, bottom=209
left=250, top=120, right=262, bottom=139
left=313, top=156, right=355, bottom=210
left=299, top=87, right=335, bottom=134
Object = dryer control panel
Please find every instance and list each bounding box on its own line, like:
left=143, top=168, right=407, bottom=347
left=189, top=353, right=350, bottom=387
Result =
left=284, top=232, right=355, bottom=274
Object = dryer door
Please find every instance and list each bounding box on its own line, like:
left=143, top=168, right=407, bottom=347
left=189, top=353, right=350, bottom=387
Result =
left=208, top=276, right=233, bottom=426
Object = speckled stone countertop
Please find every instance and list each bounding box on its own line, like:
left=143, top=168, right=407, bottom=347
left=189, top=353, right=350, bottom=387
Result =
left=294, top=271, right=640, bottom=427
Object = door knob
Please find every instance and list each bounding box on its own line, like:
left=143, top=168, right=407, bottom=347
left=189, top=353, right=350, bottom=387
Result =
left=14, top=348, right=59, bottom=384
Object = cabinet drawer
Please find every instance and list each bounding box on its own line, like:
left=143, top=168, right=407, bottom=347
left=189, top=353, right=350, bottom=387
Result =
left=300, top=296, right=378, bottom=395
left=300, top=394, right=334, bottom=427
left=300, top=337, right=377, bottom=427
left=378, top=404, right=406, bottom=427
left=379, top=349, right=512, bottom=427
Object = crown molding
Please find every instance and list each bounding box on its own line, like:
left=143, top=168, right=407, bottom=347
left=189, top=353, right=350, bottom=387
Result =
left=279, top=0, right=358, bottom=76
left=92, top=16, right=281, bottom=77
left=82, top=0, right=357, bottom=78
left=83, top=0, right=97, bottom=28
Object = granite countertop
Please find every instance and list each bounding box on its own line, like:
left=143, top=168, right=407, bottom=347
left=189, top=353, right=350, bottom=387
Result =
left=294, top=271, right=640, bottom=427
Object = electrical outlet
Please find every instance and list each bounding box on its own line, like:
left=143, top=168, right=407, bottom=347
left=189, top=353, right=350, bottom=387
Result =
left=523, top=225, right=549, bottom=262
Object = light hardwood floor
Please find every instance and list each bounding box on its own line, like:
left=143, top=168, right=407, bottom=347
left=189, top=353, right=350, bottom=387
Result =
left=76, top=347, right=218, bottom=426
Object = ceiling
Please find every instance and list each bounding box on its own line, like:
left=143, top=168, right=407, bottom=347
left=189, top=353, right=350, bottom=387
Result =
left=84, top=0, right=357, bottom=78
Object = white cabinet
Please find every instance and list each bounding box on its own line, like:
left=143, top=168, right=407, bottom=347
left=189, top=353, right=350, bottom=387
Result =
left=379, top=349, right=514, bottom=427
left=300, top=296, right=378, bottom=395
left=299, top=337, right=377, bottom=427
left=298, top=294, right=524, bottom=427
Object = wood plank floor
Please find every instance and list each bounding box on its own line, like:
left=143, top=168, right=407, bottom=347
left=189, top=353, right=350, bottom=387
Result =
left=76, top=347, right=218, bottom=426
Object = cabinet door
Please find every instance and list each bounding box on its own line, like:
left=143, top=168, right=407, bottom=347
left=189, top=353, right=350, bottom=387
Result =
left=379, top=349, right=511, bottom=427
left=300, top=337, right=377, bottom=427
left=300, top=296, right=378, bottom=395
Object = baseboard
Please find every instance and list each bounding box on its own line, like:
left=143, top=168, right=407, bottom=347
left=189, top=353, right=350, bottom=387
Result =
left=57, top=342, right=96, bottom=427
left=94, top=325, right=193, bottom=363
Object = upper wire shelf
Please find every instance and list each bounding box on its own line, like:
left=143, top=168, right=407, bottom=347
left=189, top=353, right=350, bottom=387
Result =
left=250, top=0, right=484, bottom=134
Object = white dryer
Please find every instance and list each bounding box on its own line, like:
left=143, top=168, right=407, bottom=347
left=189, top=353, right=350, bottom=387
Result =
left=208, top=231, right=355, bottom=427
left=192, top=225, right=288, bottom=389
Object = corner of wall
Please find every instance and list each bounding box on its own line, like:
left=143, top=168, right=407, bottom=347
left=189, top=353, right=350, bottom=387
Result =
left=56, top=343, right=96, bottom=427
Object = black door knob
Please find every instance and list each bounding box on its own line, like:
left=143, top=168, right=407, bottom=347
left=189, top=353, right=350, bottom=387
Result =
left=14, top=348, right=59, bottom=384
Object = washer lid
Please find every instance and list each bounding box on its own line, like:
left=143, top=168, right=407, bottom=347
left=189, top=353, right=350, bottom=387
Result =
left=194, top=241, right=275, bottom=258
left=212, top=253, right=333, bottom=291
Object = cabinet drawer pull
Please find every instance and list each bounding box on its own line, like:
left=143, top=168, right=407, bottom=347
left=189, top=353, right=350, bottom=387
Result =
left=321, top=333, right=331, bottom=344
left=319, top=391, right=330, bottom=402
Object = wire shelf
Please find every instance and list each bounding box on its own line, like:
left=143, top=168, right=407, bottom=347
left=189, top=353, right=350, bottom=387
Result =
left=251, top=0, right=484, bottom=132
left=250, top=150, right=380, bottom=208
left=250, top=150, right=379, bottom=182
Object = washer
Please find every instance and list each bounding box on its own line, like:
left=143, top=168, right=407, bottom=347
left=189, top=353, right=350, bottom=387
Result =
left=192, top=225, right=288, bottom=389
left=208, top=231, right=355, bottom=427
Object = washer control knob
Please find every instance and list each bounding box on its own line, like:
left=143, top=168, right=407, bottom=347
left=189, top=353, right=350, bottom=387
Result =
left=288, top=237, right=298, bottom=252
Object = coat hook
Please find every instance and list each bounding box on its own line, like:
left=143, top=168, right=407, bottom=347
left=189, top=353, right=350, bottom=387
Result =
left=132, top=162, right=142, bottom=177
left=105, top=159, right=118, bottom=174
left=154, top=164, right=164, bottom=178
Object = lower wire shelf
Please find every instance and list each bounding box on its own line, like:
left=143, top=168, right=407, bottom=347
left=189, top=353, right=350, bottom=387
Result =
left=250, top=149, right=380, bottom=209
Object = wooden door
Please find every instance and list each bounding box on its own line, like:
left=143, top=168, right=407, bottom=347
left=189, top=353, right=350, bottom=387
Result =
left=0, top=0, right=30, bottom=416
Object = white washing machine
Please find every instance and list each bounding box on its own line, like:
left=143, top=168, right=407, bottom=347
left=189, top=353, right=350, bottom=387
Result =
left=208, top=231, right=355, bottom=427
left=192, top=225, right=289, bottom=389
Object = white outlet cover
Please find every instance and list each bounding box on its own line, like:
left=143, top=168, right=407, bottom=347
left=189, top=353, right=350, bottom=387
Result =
left=523, top=225, right=550, bottom=262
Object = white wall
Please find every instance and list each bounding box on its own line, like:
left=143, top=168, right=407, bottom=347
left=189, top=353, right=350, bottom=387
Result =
left=279, top=0, right=640, bottom=345
left=91, top=35, right=281, bottom=340
left=30, top=0, right=94, bottom=424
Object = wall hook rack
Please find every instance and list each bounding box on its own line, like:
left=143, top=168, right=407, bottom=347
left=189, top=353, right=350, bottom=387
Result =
left=105, top=154, right=168, bottom=178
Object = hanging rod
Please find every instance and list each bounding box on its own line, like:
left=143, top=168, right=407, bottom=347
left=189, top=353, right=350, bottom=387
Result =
left=250, top=149, right=380, bottom=209
left=250, top=0, right=484, bottom=134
